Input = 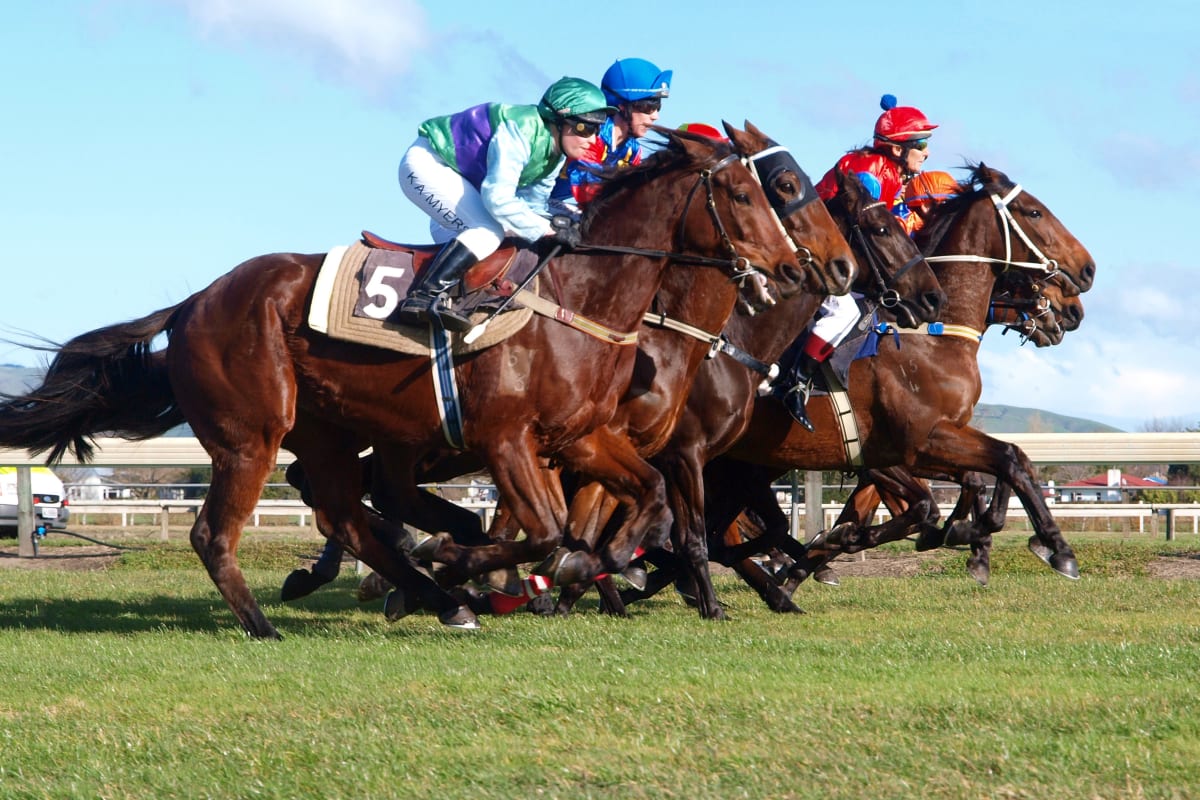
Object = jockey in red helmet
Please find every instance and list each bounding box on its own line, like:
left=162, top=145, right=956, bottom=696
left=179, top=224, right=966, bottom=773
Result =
left=776, top=95, right=937, bottom=431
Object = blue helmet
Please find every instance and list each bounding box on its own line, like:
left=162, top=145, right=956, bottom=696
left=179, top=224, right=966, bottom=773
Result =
left=601, top=58, right=672, bottom=105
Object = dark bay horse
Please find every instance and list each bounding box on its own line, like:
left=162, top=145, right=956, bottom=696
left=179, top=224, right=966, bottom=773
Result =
left=551, top=122, right=948, bottom=619
left=408, top=123, right=860, bottom=591
left=0, top=132, right=804, bottom=637
left=618, top=164, right=1095, bottom=614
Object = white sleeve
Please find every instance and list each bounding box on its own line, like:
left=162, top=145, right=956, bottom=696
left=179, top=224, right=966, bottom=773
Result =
left=481, top=121, right=557, bottom=242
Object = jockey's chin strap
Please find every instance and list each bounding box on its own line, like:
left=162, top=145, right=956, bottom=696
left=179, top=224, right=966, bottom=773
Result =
left=849, top=200, right=925, bottom=309
left=572, top=154, right=768, bottom=288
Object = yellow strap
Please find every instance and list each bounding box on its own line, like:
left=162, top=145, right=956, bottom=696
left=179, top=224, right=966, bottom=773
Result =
left=513, top=288, right=639, bottom=345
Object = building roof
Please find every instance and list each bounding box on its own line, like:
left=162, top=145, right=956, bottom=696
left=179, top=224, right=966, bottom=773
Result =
left=1061, top=472, right=1163, bottom=488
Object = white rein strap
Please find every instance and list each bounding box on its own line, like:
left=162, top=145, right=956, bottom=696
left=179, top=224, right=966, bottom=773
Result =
left=924, top=184, right=1059, bottom=276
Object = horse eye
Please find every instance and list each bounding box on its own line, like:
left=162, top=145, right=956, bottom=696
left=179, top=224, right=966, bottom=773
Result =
left=776, top=180, right=796, bottom=195
left=874, top=225, right=888, bottom=236
left=734, top=192, right=752, bottom=205
left=1027, top=209, right=1042, bottom=219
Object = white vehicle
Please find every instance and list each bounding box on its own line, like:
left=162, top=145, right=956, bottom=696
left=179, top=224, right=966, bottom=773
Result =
left=0, top=466, right=69, bottom=532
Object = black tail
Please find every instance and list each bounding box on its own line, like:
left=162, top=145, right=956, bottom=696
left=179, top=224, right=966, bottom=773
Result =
left=0, top=304, right=186, bottom=464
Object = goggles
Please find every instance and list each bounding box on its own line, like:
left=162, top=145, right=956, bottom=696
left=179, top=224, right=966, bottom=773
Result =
left=907, top=138, right=929, bottom=152
left=565, top=118, right=601, bottom=138
left=628, top=97, right=662, bottom=114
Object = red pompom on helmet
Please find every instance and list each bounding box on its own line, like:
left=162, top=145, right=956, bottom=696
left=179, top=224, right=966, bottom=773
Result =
left=873, top=94, right=937, bottom=146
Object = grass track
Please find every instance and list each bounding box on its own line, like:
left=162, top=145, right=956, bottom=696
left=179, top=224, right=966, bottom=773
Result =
left=1, top=535, right=1198, bottom=799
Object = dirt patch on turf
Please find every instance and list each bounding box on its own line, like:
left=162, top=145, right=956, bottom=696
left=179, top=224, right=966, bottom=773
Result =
left=1146, top=552, right=1200, bottom=580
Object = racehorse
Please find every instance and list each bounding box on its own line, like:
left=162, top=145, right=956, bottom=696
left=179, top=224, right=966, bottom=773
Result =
left=0, top=132, right=805, bottom=637
left=615, top=164, right=1096, bottom=615
left=549, top=122, right=948, bottom=619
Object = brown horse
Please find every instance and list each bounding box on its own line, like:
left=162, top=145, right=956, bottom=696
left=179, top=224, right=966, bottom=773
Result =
left=617, top=164, right=1095, bottom=614
left=551, top=122, right=948, bottom=619
left=0, top=132, right=805, bottom=637
left=408, top=123, right=860, bottom=591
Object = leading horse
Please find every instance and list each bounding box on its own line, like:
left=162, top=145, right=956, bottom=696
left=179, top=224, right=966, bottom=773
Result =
left=0, top=132, right=804, bottom=637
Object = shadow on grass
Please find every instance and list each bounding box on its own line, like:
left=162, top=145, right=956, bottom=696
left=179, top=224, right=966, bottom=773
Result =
left=0, top=576, right=472, bottom=638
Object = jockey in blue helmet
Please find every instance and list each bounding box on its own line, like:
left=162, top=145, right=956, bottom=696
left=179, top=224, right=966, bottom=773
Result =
left=550, top=58, right=673, bottom=213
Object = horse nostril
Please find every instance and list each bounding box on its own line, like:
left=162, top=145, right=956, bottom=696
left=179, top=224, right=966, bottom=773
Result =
left=832, top=257, right=855, bottom=290
left=1078, top=262, right=1096, bottom=291
left=924, top=290, right=947, bottom=315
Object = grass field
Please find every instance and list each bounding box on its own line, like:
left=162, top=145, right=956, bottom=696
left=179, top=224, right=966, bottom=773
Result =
left=1, top=531, right=1198, bottom=799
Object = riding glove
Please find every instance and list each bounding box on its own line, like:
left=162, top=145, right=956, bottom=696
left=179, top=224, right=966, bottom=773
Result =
left=550, top=215, right=583, bottom=249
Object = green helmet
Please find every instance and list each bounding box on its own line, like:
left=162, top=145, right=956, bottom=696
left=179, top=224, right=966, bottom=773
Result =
left=537, top=76, right=616, bottom=125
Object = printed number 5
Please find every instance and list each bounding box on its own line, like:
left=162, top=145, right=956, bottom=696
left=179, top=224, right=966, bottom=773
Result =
left=361, top=266, right=408, bottom=319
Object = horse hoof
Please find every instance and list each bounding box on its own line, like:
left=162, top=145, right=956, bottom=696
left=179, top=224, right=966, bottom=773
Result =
left=813, top=566, right=840, bottom=587
left=483, top=567, right=523, bottom=597
left=618, top=565, right=648, bottom=592
left=913, top=528, right=945, bottom=552
left=1027, top=537, right=1054, bottom=565
left=438, top=605, right=480, bottom=630
left=966, top=560, right=990, bottom=587
left=1050, top=552, right=1080, bottom=581
left=280, top=568, right=334, bottom=602
left=410, top=532, right=453, bottom=563
left=532, top=547, right=570, bottom=578
left=552, top=551, right=592, bottom=587
left=526, top=593, right=556, bottom=616
left=384, top=588, right=419, bottom=621
left=944, top=521, right=974, bottom=548
left=356, top=571, right=393, bottom=603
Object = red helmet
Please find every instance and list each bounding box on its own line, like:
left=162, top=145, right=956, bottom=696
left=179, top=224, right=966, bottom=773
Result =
left=873, top=94, right=937, bottom=146
left=677, top=122, right=727, bottom=141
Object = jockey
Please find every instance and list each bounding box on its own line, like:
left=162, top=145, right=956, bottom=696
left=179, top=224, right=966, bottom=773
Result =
left=903, top=169, right=960, bottom=231
left=549, top=57, right=672, bottom=215
left=394, top=76, right=616, bottom=331
left=775, top=95, right=938, bottom=431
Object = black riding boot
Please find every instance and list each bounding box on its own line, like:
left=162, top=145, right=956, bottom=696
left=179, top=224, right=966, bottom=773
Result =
left=774, top=351, right=820, bottom=432
left=393, top=239, right=479, bottom=332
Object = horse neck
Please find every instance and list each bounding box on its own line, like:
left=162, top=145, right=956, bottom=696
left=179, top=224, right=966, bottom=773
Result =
left=927, top=212, right=1001, bottom=331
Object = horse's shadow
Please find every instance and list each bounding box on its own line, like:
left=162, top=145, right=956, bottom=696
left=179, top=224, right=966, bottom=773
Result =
left=0, top=577, right=395, bottom=636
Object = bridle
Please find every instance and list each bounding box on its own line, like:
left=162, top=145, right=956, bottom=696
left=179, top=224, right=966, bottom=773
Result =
left=848, top=200, right=925, bottom=309
left=925, top=183, right=1062, bottom=286
left=573, top=153, right=772, bottom=287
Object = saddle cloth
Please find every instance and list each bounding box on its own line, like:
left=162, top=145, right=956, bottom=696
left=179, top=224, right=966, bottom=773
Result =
left=307, top=241, right=538, bottom=356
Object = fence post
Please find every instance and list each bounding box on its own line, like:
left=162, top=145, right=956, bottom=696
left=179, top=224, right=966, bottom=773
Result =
left=17, top=466, right=36, bottom=558
left=805, top=470, right=823, bottom=543
left=1165, top=508, right=1176, bottom=541
left=160, top=506, right=169, bottom=541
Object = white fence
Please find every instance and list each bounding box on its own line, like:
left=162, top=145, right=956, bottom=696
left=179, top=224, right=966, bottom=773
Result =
left=4, top=433, right=1200, bottom=554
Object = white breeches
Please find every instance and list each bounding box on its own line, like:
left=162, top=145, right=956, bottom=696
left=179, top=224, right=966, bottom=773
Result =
left=398, top=137, right=504, bottom=259
left=810, top=293, right=860, bottom=346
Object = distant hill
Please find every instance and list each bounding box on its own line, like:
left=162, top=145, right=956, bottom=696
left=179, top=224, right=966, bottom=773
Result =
left=0, top=365, right=1122, bottom=436
left=972, top=403, right=1123, bottom=434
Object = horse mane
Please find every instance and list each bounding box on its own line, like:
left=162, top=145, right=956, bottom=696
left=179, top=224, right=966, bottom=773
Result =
left=912, top=161, right=1014, bottom=253
left=580, top=129, right=734, bottom=232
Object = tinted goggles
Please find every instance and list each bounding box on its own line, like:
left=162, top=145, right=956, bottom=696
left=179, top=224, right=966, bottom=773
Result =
left=565, top=118, right=601, bottom=137
left=628, top=97, right=662, bottom=114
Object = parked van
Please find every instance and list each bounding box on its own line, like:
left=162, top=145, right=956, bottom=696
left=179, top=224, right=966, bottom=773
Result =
left=0, top=466, right=69, bottom=532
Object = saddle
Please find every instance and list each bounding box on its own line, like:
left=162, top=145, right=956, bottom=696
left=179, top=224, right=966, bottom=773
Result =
left=360, top=230, right=536, bottom=295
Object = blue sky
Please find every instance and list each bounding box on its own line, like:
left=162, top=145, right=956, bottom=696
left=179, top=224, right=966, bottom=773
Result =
left=2, top=0, right=1198, bottom=432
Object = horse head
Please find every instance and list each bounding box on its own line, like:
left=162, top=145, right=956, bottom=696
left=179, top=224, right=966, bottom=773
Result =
left=582, top=130, right=806, bottom=314
left=968, top=164, right=1095, bottom=296
left=826, top=169, right=946, bottom=328
left=724, top=121, right=856, bottom=297
left=990, top=268, right=1084, bottom=347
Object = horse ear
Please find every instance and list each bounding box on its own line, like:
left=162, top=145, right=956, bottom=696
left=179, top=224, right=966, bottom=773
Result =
left=743, top=120, right=766, bottom=139
left=723, top=121, right=748, bottom=151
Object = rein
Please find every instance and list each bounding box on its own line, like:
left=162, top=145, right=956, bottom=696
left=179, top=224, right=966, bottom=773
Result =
left=572, top=154, right=767, bottom=286
left=924, top=184, right=1060, bottom=278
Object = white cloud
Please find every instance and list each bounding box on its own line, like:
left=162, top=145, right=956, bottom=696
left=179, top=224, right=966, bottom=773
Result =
left=166, top=0, right=430, bottom=86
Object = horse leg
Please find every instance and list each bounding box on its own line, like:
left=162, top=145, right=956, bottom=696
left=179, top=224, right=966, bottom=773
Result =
left=918, top=424, right=1078, bottom=579
left=549, top=428, right=672, bottom=588
left=658, top=444, right=725, bottom=620
left=417, top=432, right=571, bottom=578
